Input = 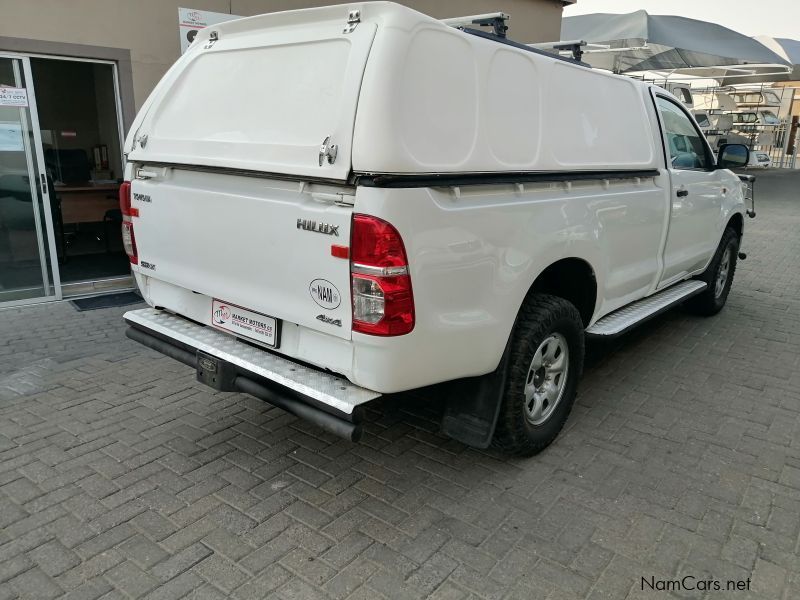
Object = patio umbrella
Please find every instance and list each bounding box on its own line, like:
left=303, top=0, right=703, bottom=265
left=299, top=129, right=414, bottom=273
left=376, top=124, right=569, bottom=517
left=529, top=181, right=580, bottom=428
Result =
left=719, top=36, right=800, bottom=84
left=561, top=11, right=791, bottom=79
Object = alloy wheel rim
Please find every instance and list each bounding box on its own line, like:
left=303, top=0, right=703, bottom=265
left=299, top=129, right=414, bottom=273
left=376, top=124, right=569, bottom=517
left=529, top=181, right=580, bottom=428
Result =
left=524, top=333, right=569, bottom=425
left=715, top=246, right=731, bottom=298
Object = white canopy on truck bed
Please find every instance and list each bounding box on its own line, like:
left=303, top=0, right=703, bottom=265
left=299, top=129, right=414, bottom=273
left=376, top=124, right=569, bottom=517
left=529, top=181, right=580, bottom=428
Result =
left=125, top=2, right=659, bottom=180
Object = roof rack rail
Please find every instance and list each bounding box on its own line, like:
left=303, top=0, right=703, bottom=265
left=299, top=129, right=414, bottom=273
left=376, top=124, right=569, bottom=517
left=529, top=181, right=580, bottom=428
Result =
left=460, top=27, right=590, bottom=67
left=528, top=40, right=599, bottom=62
left=441, top=12, right=509, bottom=38
left=442, top=14, right=590, bottom=68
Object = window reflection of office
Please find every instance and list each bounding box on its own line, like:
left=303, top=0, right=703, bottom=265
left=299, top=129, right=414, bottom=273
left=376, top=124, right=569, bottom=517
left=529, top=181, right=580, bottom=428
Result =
left=31, top=58, right=128, bottom=283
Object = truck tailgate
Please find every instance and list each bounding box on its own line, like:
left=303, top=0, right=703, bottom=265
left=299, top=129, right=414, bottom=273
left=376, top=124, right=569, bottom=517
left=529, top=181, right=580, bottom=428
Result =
left=131, top=167, right=353, bottom=340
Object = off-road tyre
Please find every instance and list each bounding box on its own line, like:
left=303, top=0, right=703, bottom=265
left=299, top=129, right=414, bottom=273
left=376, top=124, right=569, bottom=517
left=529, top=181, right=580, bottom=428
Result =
left=685, top=227, right=740, bottom=316
left=493, top=294, right=585, bottom=457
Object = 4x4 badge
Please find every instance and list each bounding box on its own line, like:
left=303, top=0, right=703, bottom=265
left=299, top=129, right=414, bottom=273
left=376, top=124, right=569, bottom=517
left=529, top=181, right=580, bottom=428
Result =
left=316, top=314, right=342, bottom=327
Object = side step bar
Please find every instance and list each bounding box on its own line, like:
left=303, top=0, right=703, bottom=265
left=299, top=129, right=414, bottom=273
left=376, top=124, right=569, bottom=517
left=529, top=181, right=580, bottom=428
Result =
left=124, top=308, right=381, bottom=441
left=586, top=280, right=707, bottom=337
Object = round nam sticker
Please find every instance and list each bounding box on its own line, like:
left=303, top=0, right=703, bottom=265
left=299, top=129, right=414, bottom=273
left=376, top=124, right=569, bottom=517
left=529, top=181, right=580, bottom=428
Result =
left=309, top=279, right=341, bottom=310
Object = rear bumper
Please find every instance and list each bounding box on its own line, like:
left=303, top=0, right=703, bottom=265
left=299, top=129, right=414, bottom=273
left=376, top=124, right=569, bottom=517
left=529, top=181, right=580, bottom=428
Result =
left=123, top=308, right=381, bottom=441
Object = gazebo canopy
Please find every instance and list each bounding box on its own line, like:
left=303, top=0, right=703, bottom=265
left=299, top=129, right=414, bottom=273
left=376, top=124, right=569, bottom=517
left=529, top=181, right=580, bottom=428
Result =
left=561, top=11, right=791, bottom=80
left=754, top=36, right=800, bottom=80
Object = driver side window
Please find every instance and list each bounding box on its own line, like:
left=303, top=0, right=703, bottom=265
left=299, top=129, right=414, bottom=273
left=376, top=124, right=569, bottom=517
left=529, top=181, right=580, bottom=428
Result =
left=656, top=97, right=710, bottom=170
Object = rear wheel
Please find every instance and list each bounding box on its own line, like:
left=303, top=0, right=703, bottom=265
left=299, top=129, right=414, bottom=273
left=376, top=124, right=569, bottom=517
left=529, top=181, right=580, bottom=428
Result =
left=493, top=294, right=584, bottom=456
left=686, top=227, right=739, bottom=316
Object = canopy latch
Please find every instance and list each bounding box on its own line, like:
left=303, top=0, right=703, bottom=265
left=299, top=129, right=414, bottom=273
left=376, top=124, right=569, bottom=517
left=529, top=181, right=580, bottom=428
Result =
left=133, top=133, right=148, bottom=150
left=343, top=10, right=360, bottom=34
left=319, top=136, right=338, bottom=166
left=204, top=31, right=219, bottom=49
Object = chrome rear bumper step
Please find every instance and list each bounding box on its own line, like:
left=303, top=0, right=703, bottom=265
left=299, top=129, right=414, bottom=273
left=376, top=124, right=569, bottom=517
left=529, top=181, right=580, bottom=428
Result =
left=123, top=308, right=381, bottom=440
left=586, top=280, right=707, bottom=337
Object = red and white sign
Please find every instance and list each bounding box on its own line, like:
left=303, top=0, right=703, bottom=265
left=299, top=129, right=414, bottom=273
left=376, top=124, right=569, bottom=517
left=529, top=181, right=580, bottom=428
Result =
left=179, top=7, right=241, bottom=53
left=0, top=87, right=28, bottom=108
left=211, top=299, right=277, bottom=347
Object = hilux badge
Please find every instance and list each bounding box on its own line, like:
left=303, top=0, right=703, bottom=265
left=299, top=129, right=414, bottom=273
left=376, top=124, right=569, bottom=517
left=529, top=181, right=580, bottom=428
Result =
left=297, top=219, right=339, bottom=236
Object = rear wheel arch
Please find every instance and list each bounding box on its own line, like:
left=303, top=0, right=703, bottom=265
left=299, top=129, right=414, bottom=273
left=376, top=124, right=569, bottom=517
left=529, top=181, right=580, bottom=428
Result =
left=527, top=258, right=598, bottom=327
left=440, top=257, right=597, bottom=449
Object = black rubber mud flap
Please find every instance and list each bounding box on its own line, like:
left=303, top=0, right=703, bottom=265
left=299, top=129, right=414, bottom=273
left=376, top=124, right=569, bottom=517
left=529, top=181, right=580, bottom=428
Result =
left=441, top=343, right=511, bottom=449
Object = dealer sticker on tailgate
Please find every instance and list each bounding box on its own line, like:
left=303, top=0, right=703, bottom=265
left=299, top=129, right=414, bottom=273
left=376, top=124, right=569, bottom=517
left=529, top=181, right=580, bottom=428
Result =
left=211, top=299, right=279, bottom=347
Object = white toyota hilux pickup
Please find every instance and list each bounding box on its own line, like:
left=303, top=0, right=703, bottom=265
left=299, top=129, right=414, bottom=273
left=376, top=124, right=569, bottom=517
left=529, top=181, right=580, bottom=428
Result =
left=121, top=2, right=755, bottom=455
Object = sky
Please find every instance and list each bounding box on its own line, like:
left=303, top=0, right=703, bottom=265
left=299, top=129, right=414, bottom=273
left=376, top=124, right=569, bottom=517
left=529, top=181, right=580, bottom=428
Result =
left=564, top=1, right=800, bottom=40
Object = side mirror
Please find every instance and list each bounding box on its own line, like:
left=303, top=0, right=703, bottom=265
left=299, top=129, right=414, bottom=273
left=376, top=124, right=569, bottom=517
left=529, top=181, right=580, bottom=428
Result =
left=717, top=143, right=749, bottom=169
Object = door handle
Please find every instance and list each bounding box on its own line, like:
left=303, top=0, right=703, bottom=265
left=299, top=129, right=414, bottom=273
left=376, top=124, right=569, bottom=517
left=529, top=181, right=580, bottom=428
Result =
left=676, top=189, right=689, bottom=197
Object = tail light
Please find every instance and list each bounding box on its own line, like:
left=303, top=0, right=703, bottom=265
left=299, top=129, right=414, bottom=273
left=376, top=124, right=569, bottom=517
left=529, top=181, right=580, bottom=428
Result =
left=119, top=181, right=138, bottom=264
left=351, top=214, right=414, bottom=336
left=119, top=181, right=135, bottom=216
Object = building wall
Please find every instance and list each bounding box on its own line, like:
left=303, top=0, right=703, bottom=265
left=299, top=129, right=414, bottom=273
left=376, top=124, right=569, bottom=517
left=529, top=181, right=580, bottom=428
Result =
left=0, top=0, right=567, bottom=114
left=772, top=82, right=800, bottom=117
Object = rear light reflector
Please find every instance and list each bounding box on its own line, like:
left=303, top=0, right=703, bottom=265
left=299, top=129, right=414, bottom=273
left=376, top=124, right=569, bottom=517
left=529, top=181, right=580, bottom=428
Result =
left=121, top=221, right=138, bottom=264
left=118, top=181, right=138, bottom=217
left=119, top=181, right=138, bottom=264
left=351, top=215, right=414, bottom=336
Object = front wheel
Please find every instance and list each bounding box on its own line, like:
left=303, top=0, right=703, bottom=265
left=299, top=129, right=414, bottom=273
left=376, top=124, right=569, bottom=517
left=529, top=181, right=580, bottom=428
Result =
left=493, top=294, right=585, bottom=456
left=686, top=227, right=739, bottom=316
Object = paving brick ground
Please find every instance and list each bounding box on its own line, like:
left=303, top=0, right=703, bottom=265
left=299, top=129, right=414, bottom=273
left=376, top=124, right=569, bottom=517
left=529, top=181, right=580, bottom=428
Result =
left=1, top=170, right=799, bottom=600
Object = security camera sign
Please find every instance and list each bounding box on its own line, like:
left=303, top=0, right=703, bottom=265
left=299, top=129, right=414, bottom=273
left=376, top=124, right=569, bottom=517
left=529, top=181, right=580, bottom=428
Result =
left=0, top=87, right=28, bottom=107
left=178, top=7, right=241, bottom=53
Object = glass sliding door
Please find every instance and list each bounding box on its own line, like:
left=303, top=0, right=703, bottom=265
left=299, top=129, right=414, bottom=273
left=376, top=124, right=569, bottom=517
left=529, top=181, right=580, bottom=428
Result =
left=0, top=55, right=60, bottom=305
left=30, top=57, right=129, bottom=294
